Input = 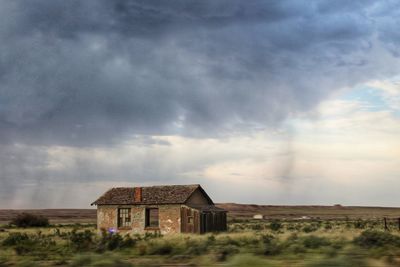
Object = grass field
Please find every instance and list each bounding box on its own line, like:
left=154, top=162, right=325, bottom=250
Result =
left=1, top=219, right=400, bottom=266
left=2, top=206, right=400, bottom=266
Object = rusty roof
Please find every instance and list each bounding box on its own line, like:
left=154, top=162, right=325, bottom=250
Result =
left=91, top=184, right=213, bottom=206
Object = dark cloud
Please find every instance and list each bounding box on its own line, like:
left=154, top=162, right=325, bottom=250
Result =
left=1, top=0, right=400, bottom=207
left=0, top=0, right=397, bottom=146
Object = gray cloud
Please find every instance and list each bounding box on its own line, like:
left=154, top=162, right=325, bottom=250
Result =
left=1, top=0, right=400, bottom=207
left=1, top=0, right=398, bottom=146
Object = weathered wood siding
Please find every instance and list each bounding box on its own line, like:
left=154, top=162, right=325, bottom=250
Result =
left=181, top=206, right=227, bottom=234
left=200, top=211, right=227, bottom=233
left=186, top=189, right=211, bottom=206
left=180, top=206, right=200, bottom=233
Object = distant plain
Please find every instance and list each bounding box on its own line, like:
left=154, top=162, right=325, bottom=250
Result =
left=2, top=203, right=400, bottom=224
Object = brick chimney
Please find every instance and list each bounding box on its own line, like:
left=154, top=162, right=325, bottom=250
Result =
left=134, top=187, right=142, bottom=202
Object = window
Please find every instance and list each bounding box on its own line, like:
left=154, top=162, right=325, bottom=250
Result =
left=118, top=208, right=131, bottom=228
left=145, top=208, right=159, bottom=228
left=187, top=216, right=193, bottom=224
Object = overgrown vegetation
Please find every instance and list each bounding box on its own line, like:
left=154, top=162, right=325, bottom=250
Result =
left=10, top=213, right=49, bottom=228
left=0, top=219, right=399, bottom=266
left=354, top=229, right=400, bottom=248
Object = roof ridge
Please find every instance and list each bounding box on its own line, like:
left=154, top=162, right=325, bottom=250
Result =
left=113, top=184, right=200, bottom=188
left=91, top=184, right=206, bottom=206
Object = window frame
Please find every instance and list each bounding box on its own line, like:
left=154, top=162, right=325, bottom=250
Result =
left=145, top=208, right=159, bottom=228
left=117, top=208, right=131, bottom=229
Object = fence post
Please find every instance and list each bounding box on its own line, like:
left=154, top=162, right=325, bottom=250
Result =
left=398, top=218, right=400, bottom=231
left=384, top=217, right=389, bottom=231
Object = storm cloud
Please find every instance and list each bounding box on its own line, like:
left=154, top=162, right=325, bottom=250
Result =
left=0, top=0, right=398, bottom=145
left=1, top=1, right=400, bottom=207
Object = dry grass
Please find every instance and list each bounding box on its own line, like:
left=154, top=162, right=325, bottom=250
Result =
left=1, top=220, right=400, bottom=266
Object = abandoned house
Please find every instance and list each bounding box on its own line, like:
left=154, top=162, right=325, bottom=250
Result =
left=91, top=184, right=227, bottom=234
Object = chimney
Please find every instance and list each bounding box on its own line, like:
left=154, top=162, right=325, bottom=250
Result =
left=134, top=187, right=142, bottom=202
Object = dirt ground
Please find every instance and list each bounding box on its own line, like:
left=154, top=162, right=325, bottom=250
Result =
left=1, top=203, right=400, bottom=224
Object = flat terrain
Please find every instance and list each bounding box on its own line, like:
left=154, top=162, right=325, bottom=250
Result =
left=2, top=205, right=400, bottom=266
left=0, top=209, right=96, bottom=224
left=1, top=219, right=400, bottom=266
left=219, top=203, right=400, bottom=220
left=2, top=203, right=400, bottom=224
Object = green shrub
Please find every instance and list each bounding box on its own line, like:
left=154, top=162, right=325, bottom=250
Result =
left=10, top=213, right=49, bottom=227
left=269, top=221, right=282, bottom=231
left=324, top=222, right=333, bottom=230
left=229, top=223, right=247, bottom=232
left=96, top=230, right=136, bottom=252
left=184, top=238, right=209, bottom=255
left=235, top=235, right=260, bottom=247
left=353, top=219, right=367, bottom=229
left=260, top=234, right=281, bottom=255
left=217, top=236, right=240, bottom=247
left=69, top=229, right=94, bottom=250
left=147, top=240, right=173, bottom=255
left=301, top=235, right=330, bottom=249
left=250, top=223, right=264, bottom=231
left=288, top=244, right=307, bottom=254
left=215, top=244, right=240, bottom=261
left=207, top=234, right=216, bottom=244
left=286, top=223, right=301, bottom=231
left=121, top=235, right=137, bottom=248
left=261, top=234, right=275, bottom=244
left=354, top=230, right=400, bottom=248
left=143, top=231, right=162, bottom=240
left=1, top=232, right=55, bottom=256
left=2, top=232, right=30, bottom=246
left=302, top=224, right=318, bottom=233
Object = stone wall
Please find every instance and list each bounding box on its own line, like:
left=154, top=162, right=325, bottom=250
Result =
left=97, top=204, right=181, bottom=234
left=130, top=206, right=145, bottom=234
left=158, top=205, right=181, bottom=234
left=97, top=205, right=117, bottom=231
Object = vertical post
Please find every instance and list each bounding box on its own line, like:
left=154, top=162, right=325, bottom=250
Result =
left=384, top=217, right=389, bottom=231
left=398, top=218, right=400, bottom=231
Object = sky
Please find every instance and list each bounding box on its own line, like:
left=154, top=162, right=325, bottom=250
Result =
left=1, top=0, right=400, bottom=208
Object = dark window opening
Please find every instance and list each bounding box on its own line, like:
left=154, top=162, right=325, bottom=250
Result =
left=145, top=208, right=159, bottom=228
left=118, top=208, right=131, bottom=228
left=188, top=216, right=193, bottom=224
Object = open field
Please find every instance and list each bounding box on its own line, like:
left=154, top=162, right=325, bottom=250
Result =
left=2, top=204, right=400, bottom=224
left=1, top=205, right=400, bottom=265
left=2, top=220, right=400, bottom=266
left=220, top=203, right=400, bottom=220
left=0, top=209, right=96, bottom=225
